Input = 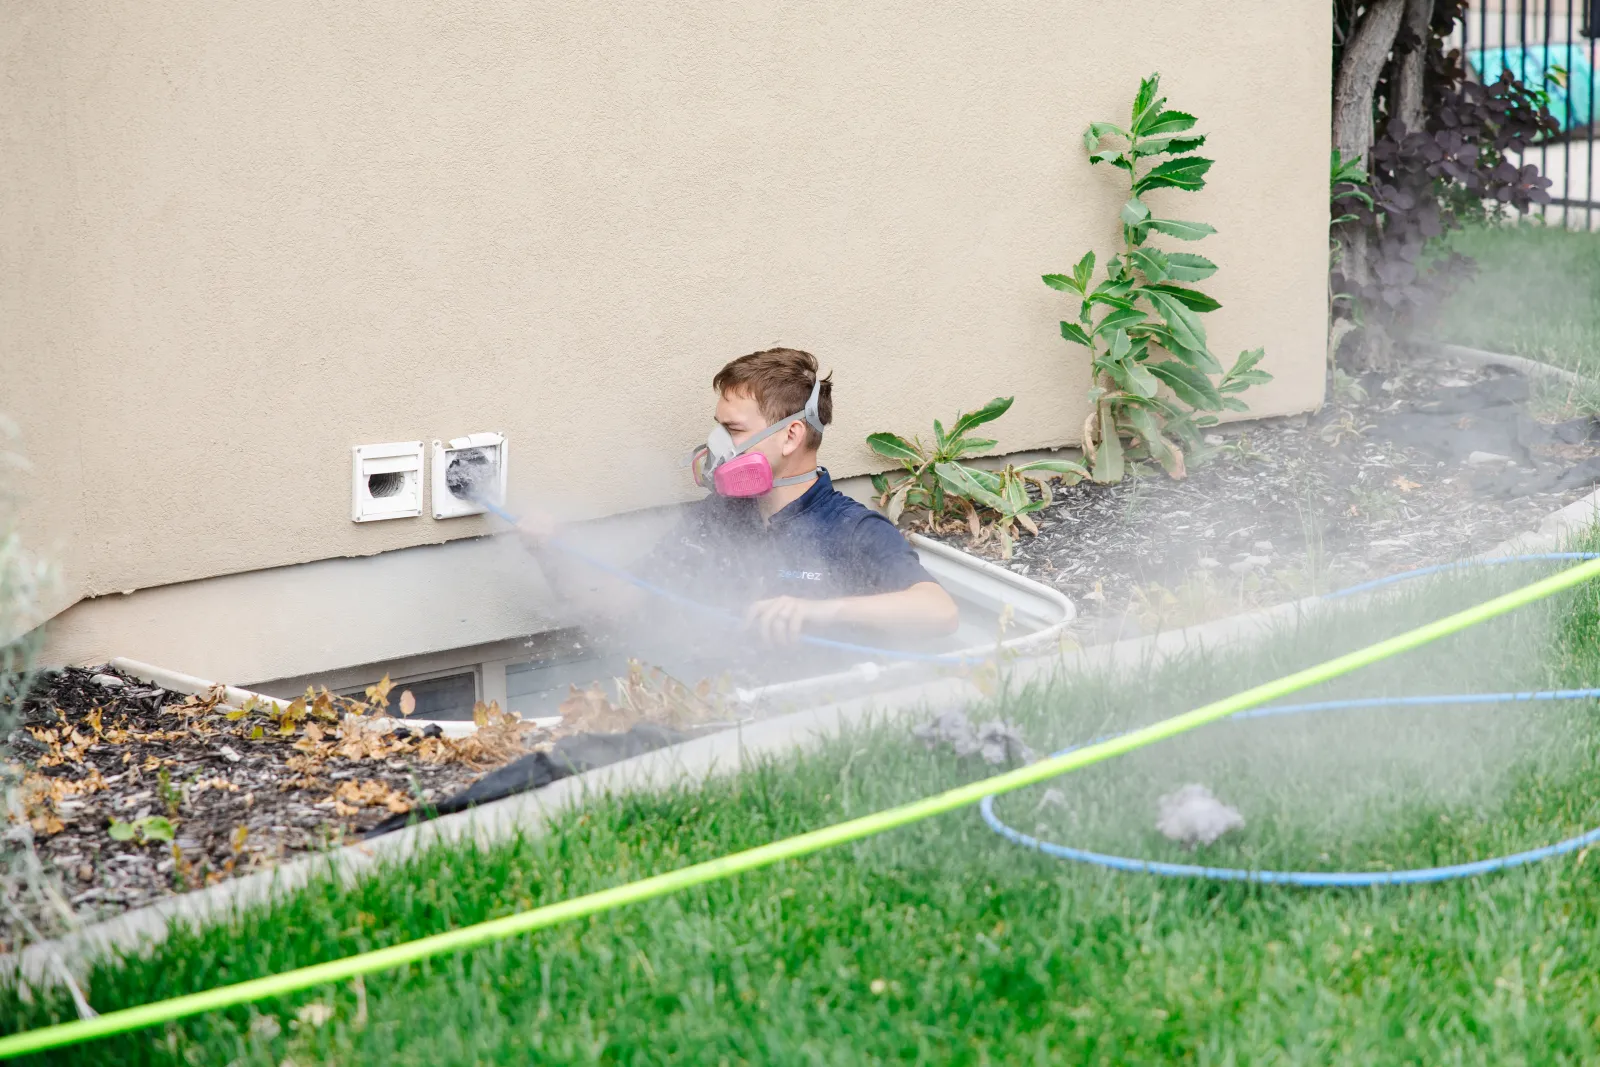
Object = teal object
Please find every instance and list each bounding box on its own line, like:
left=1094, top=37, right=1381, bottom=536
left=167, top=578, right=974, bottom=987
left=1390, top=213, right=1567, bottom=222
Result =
left=1470, top=45, right=1596, bottom=131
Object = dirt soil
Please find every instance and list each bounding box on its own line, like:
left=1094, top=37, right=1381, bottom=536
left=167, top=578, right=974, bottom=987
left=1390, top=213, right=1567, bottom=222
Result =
left=0, top=666, right=543, bottom=953
left=931, top=351, right=1600, bottom=643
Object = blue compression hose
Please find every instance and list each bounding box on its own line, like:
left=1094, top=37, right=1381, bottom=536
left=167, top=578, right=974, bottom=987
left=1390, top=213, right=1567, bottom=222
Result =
left=492, top=495, right=1600, bottom=887
left=981, top=554, right=1600, bottom=886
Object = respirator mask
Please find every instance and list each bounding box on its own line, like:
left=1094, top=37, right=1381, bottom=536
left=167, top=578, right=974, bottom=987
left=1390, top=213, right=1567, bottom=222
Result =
left=688, top=376, right=825, bottom=497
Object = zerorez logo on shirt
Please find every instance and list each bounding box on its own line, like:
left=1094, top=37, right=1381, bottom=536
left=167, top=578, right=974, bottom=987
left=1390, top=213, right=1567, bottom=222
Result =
left=777, top=570, right=825, bottom=581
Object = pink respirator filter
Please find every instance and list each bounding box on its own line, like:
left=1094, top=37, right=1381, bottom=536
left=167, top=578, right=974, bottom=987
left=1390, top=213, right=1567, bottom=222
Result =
left=711, top=453, right=776, bottom=497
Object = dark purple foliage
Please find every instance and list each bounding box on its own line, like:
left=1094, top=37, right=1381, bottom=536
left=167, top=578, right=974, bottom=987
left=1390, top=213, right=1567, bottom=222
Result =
left=1331, top=1, right=1557, bottom=329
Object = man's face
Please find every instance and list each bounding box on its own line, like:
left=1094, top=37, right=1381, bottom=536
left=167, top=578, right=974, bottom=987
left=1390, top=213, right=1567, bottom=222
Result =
left=715, top=388, right=802, bottom=472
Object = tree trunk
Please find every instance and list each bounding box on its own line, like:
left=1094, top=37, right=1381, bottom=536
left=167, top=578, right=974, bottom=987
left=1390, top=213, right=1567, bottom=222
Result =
left=1331, top=0, right=1405, bottom=348
left=1337, top=220, right=1373, bottom=290
left=1392, top=0, right=1433, bottom=134
left=1332, top=0, right=1406, bottom=168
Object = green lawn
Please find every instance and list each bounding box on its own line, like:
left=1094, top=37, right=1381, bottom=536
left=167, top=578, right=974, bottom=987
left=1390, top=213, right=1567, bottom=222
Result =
left=1434, top=220, right=1600, bottom=384
left=7, top=560, right=1600, bottom=1064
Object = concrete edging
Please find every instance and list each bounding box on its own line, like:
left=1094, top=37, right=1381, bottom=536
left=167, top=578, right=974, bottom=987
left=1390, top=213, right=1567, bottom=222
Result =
left=1423, top=341, right=1585, bottom=387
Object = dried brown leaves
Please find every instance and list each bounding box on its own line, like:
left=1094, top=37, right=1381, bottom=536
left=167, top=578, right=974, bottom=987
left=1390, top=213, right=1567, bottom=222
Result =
left=555, top=659, right=731, bottom=736
left=266, top=698, right=535, bottom=772
left=331, top=779, right=411, bottom=816
left=19, top=766, right=107, bottom=835
left=7, top=667, right=526, bottom=944
left=414, top=701, right=530, bottom=769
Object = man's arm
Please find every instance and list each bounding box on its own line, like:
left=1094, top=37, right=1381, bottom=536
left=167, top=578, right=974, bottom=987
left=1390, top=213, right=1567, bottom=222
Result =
left=746, top=511, right=960, bottom=645
left=744, top=581, right=958, bottom=646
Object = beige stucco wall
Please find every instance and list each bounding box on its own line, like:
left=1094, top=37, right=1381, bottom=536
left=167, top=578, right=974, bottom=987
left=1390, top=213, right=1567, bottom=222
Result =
left=1, top=9, right=88, bottom=628
left=5, top=1, right=1330, bottom=667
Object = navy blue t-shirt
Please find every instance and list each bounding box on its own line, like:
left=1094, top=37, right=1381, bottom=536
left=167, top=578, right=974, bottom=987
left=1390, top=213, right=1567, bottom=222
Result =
left=640, top=469, right=936, bottom=609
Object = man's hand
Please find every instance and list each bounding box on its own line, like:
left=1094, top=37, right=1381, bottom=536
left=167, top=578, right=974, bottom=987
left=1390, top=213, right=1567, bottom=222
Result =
left=745, top=596, right=842, bottom=646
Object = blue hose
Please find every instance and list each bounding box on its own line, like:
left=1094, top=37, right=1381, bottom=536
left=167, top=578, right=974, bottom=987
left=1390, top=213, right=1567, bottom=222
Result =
left=982, top=554, right=1600, bottom=886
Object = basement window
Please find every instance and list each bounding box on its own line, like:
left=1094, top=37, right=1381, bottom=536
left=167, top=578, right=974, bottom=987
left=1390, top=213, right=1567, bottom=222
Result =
left=339, top=669, right=478, bottom=720
left=505, top=638, right=603, bottom=719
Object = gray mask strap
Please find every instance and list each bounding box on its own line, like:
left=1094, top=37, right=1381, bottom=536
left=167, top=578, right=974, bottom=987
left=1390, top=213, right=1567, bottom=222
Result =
left=753, top=375, right=824, bottom=445
left=800, top=374, right=824, bottom=435
left=771, top=466, right=819, bottom=488
left=732, top=413, right=801, bottom=455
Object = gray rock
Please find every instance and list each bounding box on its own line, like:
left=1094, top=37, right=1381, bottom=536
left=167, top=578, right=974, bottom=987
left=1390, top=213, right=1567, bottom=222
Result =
left=1423, top=375, right=1528, bottom=413
left=1549, top=455, right=1600, bottom=494
left=89, top=673, right=125, bottom=688
left=1466, top=450, right=1513, bottom=467
left=552, top=723, right=691, bottom=769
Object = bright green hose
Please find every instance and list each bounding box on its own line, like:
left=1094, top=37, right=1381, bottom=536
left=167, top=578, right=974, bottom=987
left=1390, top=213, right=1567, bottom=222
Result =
left=5, top=555, right=1599, bottom=1059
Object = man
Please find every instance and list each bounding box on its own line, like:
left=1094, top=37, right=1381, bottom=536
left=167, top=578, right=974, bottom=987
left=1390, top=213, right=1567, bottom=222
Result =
left=524, top=348, right=959, bottom=646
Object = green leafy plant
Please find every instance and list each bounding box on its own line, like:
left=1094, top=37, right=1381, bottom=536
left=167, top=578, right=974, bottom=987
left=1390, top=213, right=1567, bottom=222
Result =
left=1327, top=149, right=1374, bottom=355
left=156, top=766, right=181, bottom=817
left=868, top=397, right=1087, bottom=558
left=107, top=814, right=175, bottom=844
left=1046, top=73, right=1272, bottom=484
left=1330, top=149, right=1374, bottom=226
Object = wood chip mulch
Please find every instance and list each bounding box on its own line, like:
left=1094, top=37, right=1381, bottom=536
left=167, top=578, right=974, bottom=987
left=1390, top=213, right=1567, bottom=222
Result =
left=0, top=666, right=538, bottom=953
left=925, top=351, right=1600, bottom=642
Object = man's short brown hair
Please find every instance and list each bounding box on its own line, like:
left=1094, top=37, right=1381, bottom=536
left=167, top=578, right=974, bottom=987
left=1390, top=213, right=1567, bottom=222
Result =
left=713, top=348, right=833, bottom=450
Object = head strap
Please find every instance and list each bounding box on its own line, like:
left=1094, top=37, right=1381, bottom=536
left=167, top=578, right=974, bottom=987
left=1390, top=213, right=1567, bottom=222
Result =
left=798, top=373, right=824, bottom=435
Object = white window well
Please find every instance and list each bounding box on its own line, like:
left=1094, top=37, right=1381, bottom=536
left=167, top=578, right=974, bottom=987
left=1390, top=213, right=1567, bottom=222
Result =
left=351, top=441, right=424, bottom=522
left=432, top=431, right=508, bottom=519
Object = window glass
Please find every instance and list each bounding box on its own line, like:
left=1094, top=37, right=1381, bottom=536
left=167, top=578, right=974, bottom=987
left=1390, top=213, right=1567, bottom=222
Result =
left=341, top=671, right=477, bottom=720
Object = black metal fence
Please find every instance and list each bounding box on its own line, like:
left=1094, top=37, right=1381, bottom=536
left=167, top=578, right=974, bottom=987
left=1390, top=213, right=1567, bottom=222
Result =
left=1455, top=0, right=1599, bottom=226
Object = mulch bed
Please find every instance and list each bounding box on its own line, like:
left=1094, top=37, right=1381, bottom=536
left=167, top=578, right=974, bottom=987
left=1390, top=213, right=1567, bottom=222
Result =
left=0, top=661, right=735, bottom=953
left=929, top=350, right=1600, bottom=642
left=0, top=666, right=546, bottom=953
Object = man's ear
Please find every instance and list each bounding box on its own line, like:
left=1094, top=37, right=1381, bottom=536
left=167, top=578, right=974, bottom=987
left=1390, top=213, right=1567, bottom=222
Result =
left=780, top=419, right=806, bottom=457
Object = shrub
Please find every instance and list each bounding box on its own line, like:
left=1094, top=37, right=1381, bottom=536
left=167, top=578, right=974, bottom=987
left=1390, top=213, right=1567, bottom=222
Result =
left=1329, top=0, right=1556, bottom=351
left=1046, top=73, right=1272, bottom=484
